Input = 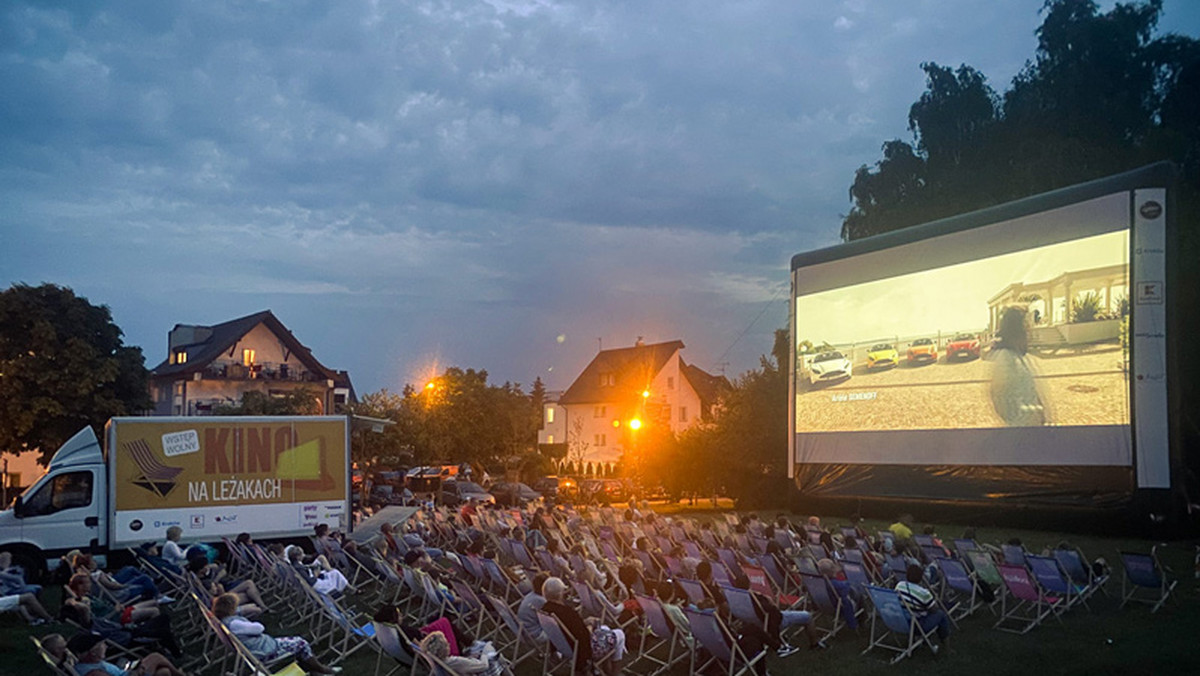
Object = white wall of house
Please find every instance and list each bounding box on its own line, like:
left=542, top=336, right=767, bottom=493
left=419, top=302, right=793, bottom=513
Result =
left=538, top=402, right=567, bottom=446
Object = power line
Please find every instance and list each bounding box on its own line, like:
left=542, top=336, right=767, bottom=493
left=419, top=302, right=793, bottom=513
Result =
left=712, top=284, right=787, bottom=373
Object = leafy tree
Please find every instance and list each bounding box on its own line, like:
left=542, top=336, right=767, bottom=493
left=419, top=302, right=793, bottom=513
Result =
left=0, top=284, right=151, bottom=465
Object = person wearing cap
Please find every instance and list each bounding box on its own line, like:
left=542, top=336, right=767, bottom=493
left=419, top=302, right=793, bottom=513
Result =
left=68, top=632, right=184, bottom=676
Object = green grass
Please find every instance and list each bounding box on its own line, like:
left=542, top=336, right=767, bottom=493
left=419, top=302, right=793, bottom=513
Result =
left=4, top=511, right=1199, bottom=676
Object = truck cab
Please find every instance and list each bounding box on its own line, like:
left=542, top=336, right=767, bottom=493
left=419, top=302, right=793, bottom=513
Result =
left=0, top=426, right=108, bottom=577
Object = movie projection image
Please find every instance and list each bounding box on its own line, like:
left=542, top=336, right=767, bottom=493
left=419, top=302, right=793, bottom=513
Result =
left=794, top=225, right=1130, bottom=437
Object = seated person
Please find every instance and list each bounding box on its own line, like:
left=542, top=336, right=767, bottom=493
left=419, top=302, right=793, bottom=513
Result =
left=894, top=563, right=951, bottom=647
left=67, top=632, right=184, bottom=676
left=213, top=593, right=341, bottom=674
left=161, top=527, right=188, bottom=569
left=287, top=545, right=352, bottom=596
left=186, top=557, right=266, bottom=616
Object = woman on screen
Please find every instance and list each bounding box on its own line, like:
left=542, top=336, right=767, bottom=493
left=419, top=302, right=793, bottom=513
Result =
left=988, top=306, right=1047, bottom=426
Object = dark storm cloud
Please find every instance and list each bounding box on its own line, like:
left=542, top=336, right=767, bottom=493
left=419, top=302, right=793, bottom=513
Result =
left=3, top=0, right=1194, bottom=392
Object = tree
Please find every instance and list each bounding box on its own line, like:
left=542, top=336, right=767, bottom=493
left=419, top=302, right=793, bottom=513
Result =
left=842, top=0, right=1198, bottom=241
left=0, top=284, right=151, bottom=464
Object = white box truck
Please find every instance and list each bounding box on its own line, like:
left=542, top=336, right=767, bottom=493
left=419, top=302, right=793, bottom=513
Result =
left=0, top=416, right=350, bottom=576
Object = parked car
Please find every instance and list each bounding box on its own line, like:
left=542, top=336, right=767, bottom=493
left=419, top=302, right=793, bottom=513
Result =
left=945, top=333, right=981, bottom=361
left=906, top=338, right=938, bottom=364
left=439, top=480, right=495, bottom=507
left=368, top=484, right=415, bottom=509
left=579, top=478, right=628, bottom=505
left=866, top=343, right=899, bottom=370
left=533, top=476, right=578, bottom=503
left=809, top=351, right=852, bottom=384
left=489, top=482, right=542, bottom=507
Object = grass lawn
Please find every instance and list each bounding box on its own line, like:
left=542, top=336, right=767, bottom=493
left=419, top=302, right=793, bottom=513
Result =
left=4, top=508, right=1198, bottom=676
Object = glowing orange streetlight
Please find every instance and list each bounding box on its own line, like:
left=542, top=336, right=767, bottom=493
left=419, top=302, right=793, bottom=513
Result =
left=628, top=418, right=643, bottom=430
left=641, top=389, right=651, bottom=399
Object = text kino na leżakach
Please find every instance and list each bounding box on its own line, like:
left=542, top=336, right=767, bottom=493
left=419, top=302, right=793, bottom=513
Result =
left=187, top=427, right=295, bottom=503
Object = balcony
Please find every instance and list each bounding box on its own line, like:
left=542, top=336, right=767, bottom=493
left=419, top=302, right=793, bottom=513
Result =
left=200, top=362, right=326, bottom=383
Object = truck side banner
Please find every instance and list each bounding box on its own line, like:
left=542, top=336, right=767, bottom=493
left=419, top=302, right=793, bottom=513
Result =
left=108, top=417, right=348, bottom=545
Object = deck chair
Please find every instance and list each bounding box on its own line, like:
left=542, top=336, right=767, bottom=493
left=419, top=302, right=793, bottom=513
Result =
left=883, top=552, right=908, bottom=582
left=372, top=621, right=418, bottom=676
left=716, top=548, right=741, bottom=576
left=842, top=561, right=873, bottom=596
left=315, top=588, right=379, bottom=664
left=537, top=610, right=613, bottom=676
left=1120, top=547, right=1177, bottom=613
left=481, top=558, right=523, bottom=605
left=861, top=585, right=938, bottom=664
left=1001, top=543, right=1029, bottom=567
left=632, top=594, right=689, bottom=676
left=993, top=563, right=1063, bottom=634
left=485, top=592, right=542, bottom=668
left=124, top=438, right=184, bottom=497
left=200, top=599, right=303, bottom=676
left=1054, top=547, right=1108, bottom=602
left=792, top=555, right=820, bottom=577
left=30, top=635, right=77, bottom=676
left=1027, top=554, right=1083, bottom=611
left=721, top=584, right=767, bottom=634
left=742, top=563, right=802, bottom=608
left=934, top=556, right=983, bottom=619
left=756, top=554, right=801, bottom=598
left=799, top=572, right=853, bottom=640
left=677, top=577, right=707, bottom=606
left=684, top=607, right=766, bottom=676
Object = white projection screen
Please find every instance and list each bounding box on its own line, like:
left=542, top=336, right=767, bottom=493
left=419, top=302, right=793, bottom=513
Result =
left=789, top=165, right=1173, bottom=507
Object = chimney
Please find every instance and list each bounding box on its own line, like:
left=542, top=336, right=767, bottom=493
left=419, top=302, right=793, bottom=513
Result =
left=635, top=336, right=645, bottom=347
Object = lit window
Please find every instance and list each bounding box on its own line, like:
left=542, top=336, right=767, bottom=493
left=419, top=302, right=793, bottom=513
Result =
left=242, top=349, right=256, bottom=366
left=680, top=406, right=688, bottom=422
left=174, top=350, right=188, bottom=364
left=599, top=373, right=615, bottom=386
left=593, top=405, right=606, bottom=418
left=546, top=408, right=555, bottom=424
left=546, top=435, right=554, bottom=444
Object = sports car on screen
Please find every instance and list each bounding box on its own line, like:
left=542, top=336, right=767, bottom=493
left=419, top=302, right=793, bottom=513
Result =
left=866, top=343, right=899, bottom=369
left=946, top=333, right=981, bottom=361
left=809, top=351, right=852, bottom=384
left=906, top=338, right=938, bottom=364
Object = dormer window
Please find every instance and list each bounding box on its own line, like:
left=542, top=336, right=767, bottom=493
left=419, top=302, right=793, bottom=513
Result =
left=599, top=372, right=615, bottom=386
left=173, top=349, right=188, bottom=364
left=242, top=349, right=256, bottom=366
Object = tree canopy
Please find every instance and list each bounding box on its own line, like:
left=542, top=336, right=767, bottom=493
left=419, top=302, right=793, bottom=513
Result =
left=0, top=283, right=151, bottom=464
left=842, top=0, right=1199, bottom=241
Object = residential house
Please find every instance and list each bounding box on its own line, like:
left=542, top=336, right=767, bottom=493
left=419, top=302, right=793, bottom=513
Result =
left=540, top=338, right=729, bottom=465
left=148, top=310, right=354, bottom=416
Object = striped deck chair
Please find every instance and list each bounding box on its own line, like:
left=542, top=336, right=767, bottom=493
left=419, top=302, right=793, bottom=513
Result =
left=1120, top=547, right=1177, bottom=613
left=861, top=585, right=939, bottom=664
left=124, top=438, right=184, bottom=497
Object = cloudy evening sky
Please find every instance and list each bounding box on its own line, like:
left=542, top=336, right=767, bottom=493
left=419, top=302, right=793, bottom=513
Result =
left=3, top=1, right=1196, bottom=395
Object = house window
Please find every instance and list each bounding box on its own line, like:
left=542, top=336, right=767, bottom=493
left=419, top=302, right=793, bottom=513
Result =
left=593, top=405, right=606, bottom=418
left=173, top=350, right=187, bottom=364
left=242, top=349, right=256, bottom=366
left=599, top=373, right=615, bottom=386
left=667, top=376, right=674, bottom=390
left=546, top=408, right=555, bottom=424
left=546, top=435, right=554, bottom=444
left=594, top=433, right=607, bottom=447
left=680, top=406, right=688, bottom=423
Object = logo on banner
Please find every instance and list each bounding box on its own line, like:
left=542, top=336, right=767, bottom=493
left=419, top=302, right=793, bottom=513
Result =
left=191, top=514, right=205, bottom=529
left=1139, top=201, right=1162, bottom=219
left=1136, top=281, right=1164, bottom=304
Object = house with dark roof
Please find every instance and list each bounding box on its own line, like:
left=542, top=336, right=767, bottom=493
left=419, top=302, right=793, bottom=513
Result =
left=148, top=310, right=355, bottom=416
left=538, top=338, right=730, bottom=465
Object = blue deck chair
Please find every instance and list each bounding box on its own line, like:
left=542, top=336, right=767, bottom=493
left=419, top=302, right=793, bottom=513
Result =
left=677, top=577, right=707, bottom=605
left=913, top=534, right=935, bottom=548
left=536, top=610, right=612, bottom=676
left=1027, top=554, right=1082, bottom=611
left=684, top=607, right=766, bottom=676
left=1001, top=543, right=1028, bottom=567
left=632, top=594, right=689, bottom=676
left=484, top=592, right=541, bottom=668
left=842, top=561, right=873, bottom=596
left=1054, top=547, right=1108, bottom=603
left=861, top=585, right=938, bottom=664
left=792, top=554, right=820, bottom=577
left=682, top=540, right=703, bottom=560
left=371, top=621, right=417, bottom=676
left=953, top=538, right=980, bottom=559
left=721, top=584, right=767, bottom=633
left=993, top=563, right=1063, bottom=634
left=934, top=557, right=980, bottom=619
left=1120, top=548, right=1177, bottom=613
left=884, top=553, right=908, bottom=582
left=716, top=548, right=741, bottom=576
left=799, top=572, right=851, bottom=640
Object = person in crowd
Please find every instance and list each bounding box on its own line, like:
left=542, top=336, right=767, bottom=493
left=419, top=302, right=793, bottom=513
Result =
left=313, top=524, right=353, bottom=570
left=0, top=551, right=42, bottom=596
left=517, top=571, right=549, bottom=641
left=894, top=563, right=951, bottom=649
left=161, top=527, right=187, bottom=569
left=0, top=573, right=54, bottom=624
left=64, top=572, right=163, bottom=627
left=817, top=558, right=859, bottom=629
left=136, top=543, right=181, bottom=576
left=419, top=630, right=496, bottom=674
left=379, top=522, right=405, bottom=562
left=287, top=545, right=351, bottom=596
left=186, top=557, right=266, bottom=616
left=213, top=592, right=342, bottom=674
left=67, top=632, right=184, bottom=676
left=542, top=576, right=625, bottom=675
left=729, top=573, right=821, bottom=655
left=653, top=580, right=692, bottom=644
left=40, top=633, right=73, bottom=671
left=72, top=553, right=166, bottom=605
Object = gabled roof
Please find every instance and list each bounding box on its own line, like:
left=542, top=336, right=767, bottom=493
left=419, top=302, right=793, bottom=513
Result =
left=558, top=340, right=684, bottom=405
left=150, top=310, right=336, bottom=380
left=680, top=359, right=731, bottom=411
